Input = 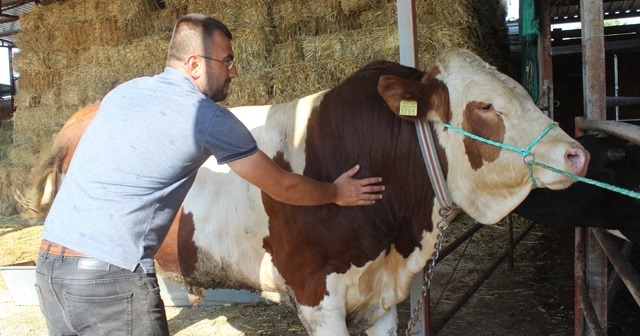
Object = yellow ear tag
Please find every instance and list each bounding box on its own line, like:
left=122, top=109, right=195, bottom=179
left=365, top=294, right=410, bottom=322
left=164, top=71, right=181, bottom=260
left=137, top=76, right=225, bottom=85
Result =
left=399, top=99, right=418, bottom=116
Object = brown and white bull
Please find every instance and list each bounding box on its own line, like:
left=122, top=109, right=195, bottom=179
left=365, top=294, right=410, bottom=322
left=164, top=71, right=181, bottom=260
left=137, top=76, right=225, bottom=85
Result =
left=20, top=48, right=588, bottom=335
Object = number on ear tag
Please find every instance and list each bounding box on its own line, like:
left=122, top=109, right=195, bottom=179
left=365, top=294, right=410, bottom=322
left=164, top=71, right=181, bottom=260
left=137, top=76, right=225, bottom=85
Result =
left=399, top=99, right=418, bottom=116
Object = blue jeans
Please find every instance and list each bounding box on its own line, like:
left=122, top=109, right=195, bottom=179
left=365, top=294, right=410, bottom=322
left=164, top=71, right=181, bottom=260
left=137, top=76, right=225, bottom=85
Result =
left=35, top=251, right=169, bottom=336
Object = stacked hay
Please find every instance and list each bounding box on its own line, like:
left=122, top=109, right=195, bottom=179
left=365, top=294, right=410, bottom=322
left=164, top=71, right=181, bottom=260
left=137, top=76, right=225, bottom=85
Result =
left=0, top=118, right=20, bottom=215
left=1, top=0, right=509, bottom=216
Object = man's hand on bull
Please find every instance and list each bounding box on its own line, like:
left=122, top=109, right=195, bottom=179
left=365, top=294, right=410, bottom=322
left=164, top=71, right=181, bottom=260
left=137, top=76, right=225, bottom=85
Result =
left=333, top=164, right=384, bottom=206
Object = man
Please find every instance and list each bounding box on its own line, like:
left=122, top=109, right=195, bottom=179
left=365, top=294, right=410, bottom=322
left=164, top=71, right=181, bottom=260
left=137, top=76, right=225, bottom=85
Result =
left=35, top=14, right=384, bottom=335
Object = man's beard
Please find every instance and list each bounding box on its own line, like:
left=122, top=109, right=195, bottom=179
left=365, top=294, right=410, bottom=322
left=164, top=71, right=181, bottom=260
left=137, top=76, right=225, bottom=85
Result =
left=203, top=79, right=230, bottom=102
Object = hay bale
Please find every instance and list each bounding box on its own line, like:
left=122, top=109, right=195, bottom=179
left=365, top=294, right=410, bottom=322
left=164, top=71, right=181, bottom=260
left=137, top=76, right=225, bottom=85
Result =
left=340, top=0, right=385, bottom=15
left=271, top=0, right=359, bottom=41
left=14, top=7, right=55, bottom=52
left=3, top=0, right=512, bottom=218
left=120, top=3, right=184, bottom=39
left=53, top=19, right=126, bottom=51
left=225, top=70, right=273, bottom=107
left=302, top=26, right=399, bottom=63
left=233, top=27, right=275, bottom=74
left=269, top=38, right=305, bottom=68
left=357, top=3, right=397, bottom=29
left=15, top=69, right=61, bottom=95
left=0, top=166, right=22, bottom=215
left=0, top=118, right=13, bottom=163
left=268, top=60, right=361, bottom=104
left=178, top=0, right=271, bottom=30
left=11, top=104, right=68, bottom=150
left=415, top=0, right=478, bottom=69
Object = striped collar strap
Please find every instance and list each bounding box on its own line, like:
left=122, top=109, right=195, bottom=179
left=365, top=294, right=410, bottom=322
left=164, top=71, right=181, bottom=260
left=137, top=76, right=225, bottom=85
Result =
left=415, top=119, right=457, bottom=212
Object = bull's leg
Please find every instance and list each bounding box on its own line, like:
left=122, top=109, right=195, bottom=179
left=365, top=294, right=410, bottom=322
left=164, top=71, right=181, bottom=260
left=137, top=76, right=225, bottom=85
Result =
left=365, top=305, right=398, bottom=336
left=295, top=300, right=350, bottom=336
left=297, top=304, right=349, bottom=336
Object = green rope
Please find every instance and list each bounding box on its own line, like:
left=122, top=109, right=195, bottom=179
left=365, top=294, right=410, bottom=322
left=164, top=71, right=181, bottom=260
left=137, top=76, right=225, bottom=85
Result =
left=532, top=161, right=640, bottom=199
left=438, top=121, right=640, bottom=200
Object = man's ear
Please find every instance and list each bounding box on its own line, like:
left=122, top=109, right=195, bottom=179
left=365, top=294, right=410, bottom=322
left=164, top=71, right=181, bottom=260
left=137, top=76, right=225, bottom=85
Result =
left=184, top=55, right=202, bottom=79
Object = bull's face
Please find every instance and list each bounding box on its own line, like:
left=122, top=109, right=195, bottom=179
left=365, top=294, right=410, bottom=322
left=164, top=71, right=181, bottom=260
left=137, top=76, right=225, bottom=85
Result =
left=378, top=48, right=589, bottom=224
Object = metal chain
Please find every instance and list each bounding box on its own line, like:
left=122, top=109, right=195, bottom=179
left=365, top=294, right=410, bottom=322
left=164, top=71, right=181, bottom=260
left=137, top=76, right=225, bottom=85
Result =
left=406, top=207, right=455, bottom=335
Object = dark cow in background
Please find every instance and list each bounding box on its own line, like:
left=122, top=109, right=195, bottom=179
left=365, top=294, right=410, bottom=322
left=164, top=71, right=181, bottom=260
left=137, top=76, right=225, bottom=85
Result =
left=515, top=134, right=640, bottom=243
left=18, top=48, right=590, bottom=335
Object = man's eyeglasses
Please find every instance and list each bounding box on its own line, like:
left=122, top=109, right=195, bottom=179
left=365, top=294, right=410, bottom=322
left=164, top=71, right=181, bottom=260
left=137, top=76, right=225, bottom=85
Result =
left=199, top=55, right=234, bottom=70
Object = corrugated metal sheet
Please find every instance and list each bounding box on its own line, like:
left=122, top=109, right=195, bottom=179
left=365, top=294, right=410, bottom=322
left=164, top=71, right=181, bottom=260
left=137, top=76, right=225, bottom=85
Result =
left=0, top=0, right=36, bottom=47
left=551, top=0, right=640, bottom=24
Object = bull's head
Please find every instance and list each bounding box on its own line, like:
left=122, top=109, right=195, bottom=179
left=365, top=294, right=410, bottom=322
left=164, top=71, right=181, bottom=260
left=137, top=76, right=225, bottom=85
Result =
left=378, top=48, right=589, bottom=224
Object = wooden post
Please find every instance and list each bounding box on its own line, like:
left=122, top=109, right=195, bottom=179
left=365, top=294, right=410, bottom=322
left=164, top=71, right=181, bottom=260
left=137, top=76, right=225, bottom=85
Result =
left=538, top=0, right=554, bottom=118
left=578, top=0, right=607, bottom=334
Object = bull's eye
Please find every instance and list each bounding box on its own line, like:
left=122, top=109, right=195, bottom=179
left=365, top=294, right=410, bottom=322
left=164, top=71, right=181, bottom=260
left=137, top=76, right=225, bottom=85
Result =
left=480, top=104, right=493, bottom=111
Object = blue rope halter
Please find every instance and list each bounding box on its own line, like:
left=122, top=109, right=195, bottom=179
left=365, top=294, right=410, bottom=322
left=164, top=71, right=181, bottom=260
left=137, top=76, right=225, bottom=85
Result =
left=438, top=121, right=640, bottom=199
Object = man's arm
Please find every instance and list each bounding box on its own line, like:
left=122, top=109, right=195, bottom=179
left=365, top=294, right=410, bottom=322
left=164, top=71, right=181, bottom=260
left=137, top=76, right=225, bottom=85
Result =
left=227, top=150, right=384, bottom=206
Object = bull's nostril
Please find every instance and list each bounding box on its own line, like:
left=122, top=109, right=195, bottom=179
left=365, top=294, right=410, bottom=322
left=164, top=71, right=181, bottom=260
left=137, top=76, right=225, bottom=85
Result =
left=566, top=147, right=590, bottom=175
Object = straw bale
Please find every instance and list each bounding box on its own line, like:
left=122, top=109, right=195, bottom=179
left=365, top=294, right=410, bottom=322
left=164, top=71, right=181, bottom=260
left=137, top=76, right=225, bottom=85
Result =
left=224, top=0, right=271, bottom=29
left=233, top=27, right=275, bottom=74
left=0, top=166, right=22, bottom=215
left=302, top=26, right=398, bottom=63
left=37, top=0, right=157, bottom=22
left=305, top=0, right=341, bottom=17
left=467, top=0, right=510, bottom=71
left=0, top=119, right=12, bottom=162
left=271, top=0, right=358, bottom=41
left=341, top=0, right=379, bottom=15
left=13, top=50, right=77, bottom=74
left=116, top=34, right=171, bottom=79
left=178, top=0, right=271, bottom=30
left=268, top=60, right=361, bottom=104
left=17, top=4, right=47, bottom=31
left=357, top=2, right=397, bottom=29
left=15, top=8, right=55, bottom=52
left=179, top=0, right=225, bottom=15
left=3, top=0, right=511, bottom=217
left=13, top=91, right=43, bottom=110
left=120, top=7, right=179, bottom=39
left=58, top=34, right=169, bottom=107
left=269, top=38, right=305, bottom=68
left=16, top=70, right=62, bottom=95
left=224, top=70, right=273, bottom=107
left=112, top=0, right=162, bottom=22
left=59, top=68, right=120, bottom=108
left=9, top=103, right=71, bottom=169
left=53, top=19, right=126, bottom=51
left=414, top=0, right=480, bottom=70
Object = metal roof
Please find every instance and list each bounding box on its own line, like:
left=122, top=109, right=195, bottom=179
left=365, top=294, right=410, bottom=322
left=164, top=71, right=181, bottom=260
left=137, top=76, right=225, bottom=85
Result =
left=551, top=0, right=640, bottom=24
left=0, top=0, right=36, bottom=47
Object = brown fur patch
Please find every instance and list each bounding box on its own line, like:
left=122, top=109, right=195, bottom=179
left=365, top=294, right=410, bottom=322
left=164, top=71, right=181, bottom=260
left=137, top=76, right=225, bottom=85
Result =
left=421, top=66, right=451, bottom=123
left=260, top=61, right=439, bottom=307
left=461, top=101, right=506, bottom=170
left=155, top=208, right=198, bottom=277
left=16, top=103, right=99, bottom=222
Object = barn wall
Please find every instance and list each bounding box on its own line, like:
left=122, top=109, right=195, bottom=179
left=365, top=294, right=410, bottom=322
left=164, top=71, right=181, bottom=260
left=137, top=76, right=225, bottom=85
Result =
left=0, top=0, right=509, bottom=216
left=552, top=48, right=640, bottom=136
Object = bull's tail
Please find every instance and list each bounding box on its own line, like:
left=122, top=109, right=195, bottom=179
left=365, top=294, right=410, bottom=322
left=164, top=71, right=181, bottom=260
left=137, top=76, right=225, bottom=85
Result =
left=14, top=141, right=65, bottom=222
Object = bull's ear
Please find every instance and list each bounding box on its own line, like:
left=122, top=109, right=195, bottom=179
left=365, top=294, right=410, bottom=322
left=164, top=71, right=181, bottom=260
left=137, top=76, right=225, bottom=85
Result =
left=378, top=74, right=450, bottom=123
left=377, top=75, right=424, bottom=121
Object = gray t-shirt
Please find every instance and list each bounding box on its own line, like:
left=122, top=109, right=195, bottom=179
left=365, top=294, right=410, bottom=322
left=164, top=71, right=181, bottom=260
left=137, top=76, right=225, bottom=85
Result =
left=42, top=67, right=258, bottom=273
